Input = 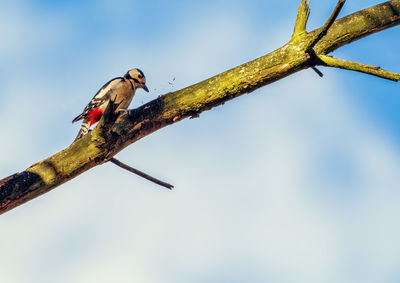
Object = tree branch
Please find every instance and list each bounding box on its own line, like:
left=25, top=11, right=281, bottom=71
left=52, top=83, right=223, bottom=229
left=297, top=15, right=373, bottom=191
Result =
left=109, top=158, right=173, bottom=190
left=292, top=0, right=310, bottom=38
left=307, top=0, right=346, bottom=51
left=311, top=66, right=324, bottom=77
left=317, top=55, right=400, bottom=81
left=1, top=0, right=400, bottom=214
left=98, top=103, right=174, bottom=189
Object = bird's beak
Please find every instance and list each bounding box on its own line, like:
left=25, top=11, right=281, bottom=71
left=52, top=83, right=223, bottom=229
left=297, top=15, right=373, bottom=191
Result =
left=142, top=83, right=149, bottom=92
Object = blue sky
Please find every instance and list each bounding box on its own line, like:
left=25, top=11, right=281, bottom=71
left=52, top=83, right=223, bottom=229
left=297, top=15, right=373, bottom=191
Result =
left=1, top=0, right=400, bottom=282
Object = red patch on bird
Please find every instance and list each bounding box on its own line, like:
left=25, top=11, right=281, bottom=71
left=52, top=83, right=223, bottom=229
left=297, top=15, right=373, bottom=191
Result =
left=88, top=107, right=104, bottom=126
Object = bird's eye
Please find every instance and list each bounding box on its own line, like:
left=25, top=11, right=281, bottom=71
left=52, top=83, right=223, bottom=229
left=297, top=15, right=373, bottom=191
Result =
left=138, top=74, right=143, bottom=79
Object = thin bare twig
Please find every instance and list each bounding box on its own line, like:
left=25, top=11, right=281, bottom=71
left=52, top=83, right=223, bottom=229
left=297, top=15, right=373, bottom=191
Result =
left=109, top=158, right=174, bottom=190
left=311, top=66, right=324, bottom=77
left=307, top=0, right=346, bottom=51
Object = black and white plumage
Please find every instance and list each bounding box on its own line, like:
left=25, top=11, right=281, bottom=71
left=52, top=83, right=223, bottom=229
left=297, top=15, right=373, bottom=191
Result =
left=72, top=68, right=149, bottom=141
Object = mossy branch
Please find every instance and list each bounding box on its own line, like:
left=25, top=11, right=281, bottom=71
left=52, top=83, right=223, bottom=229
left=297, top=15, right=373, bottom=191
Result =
left=292, top=0, right=310, bottom=38
left=317, top=55, right=400, bottom=81
left=1, top=0, right=400, bottom=215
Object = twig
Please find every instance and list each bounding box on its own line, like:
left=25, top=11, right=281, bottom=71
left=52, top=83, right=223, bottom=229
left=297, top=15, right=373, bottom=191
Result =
left=317, top=55, right=400, bottom=81
left=311, top=66, right=324, bottom=77
left=292, top=0, right=311, bottom=38
left=307, top=0, right=346, bottom=51
left=109, top=158, right=174, bottom=190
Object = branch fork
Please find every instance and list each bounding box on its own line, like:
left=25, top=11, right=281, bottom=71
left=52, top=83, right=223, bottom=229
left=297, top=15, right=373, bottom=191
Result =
left=292, top=0, right=400, bottom=81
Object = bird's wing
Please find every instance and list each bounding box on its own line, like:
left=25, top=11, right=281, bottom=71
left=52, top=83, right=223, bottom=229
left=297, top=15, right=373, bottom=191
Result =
left=72, top=77, right=124, bottom=123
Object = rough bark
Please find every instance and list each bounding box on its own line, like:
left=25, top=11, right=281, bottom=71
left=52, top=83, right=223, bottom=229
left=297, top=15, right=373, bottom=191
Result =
left=1, top=0, right=400, bottom=214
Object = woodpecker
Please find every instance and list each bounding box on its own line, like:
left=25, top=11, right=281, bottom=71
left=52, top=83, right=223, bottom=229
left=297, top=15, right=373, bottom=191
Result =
left=72, top=68, right=149, bottom=140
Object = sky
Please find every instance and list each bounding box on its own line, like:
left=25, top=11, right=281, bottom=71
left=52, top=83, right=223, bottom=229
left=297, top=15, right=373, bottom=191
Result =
left=0, top=0, right=400, bottom=282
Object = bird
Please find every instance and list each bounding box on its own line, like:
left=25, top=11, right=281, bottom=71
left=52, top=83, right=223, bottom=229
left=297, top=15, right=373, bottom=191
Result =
left=72, top=68, right=149, bottom=141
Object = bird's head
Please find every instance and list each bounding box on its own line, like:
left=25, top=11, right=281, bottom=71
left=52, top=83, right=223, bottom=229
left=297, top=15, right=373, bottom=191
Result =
left=124, top=68, right=149, bottom=92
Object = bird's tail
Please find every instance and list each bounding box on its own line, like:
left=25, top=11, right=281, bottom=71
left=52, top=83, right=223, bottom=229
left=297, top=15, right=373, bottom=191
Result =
left=72, top=114, right=84, bottom=123
left=74, top=120, right=90, bottom=141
